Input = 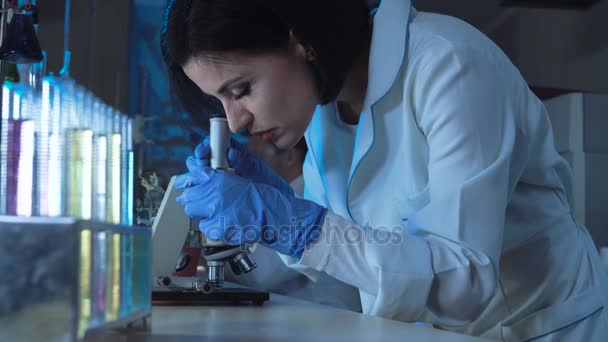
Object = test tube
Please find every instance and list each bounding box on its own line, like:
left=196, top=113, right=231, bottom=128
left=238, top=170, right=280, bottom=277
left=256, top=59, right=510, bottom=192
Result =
left=65, top=86, right=93, bottom=219
left=17, top=89, right=36, bottom=217
left=80, top=92, right=94, bottom=220
left=120, top=114, right=135, bottom=226
left=106, top=107, right=121, bottom=224
left=35, top=77, right=52, bottom=216
left=92, top=98, right=107, bottom=222
left=47, top=76, right=64, bottom=217
left=61, top=78, right=76, bottom=217
left=120, top=114, right=128, bottom=225
left=0, top=83, right=12, bottom=214
left=5, top=84, right=35, bottom=217
left=126, top=118, right=134, bottom=226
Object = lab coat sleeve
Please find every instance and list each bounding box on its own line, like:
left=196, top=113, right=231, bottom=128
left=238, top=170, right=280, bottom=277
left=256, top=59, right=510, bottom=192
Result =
left=298, top=39, right=520, bottom=326
left=225, top=243, right=312, bottom=291
left=277, top=149, right=328, bottom=282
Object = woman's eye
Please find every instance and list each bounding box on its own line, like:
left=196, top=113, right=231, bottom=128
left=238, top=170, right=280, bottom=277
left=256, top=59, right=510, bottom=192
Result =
left=231, top=84, right=251, bottom=100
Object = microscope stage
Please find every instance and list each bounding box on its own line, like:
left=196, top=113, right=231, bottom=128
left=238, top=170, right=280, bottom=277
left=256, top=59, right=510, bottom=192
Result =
left=152, top=287, right=269, bottom=306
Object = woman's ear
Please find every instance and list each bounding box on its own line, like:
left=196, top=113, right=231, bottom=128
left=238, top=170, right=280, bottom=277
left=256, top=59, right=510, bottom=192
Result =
left=289, top=30, right=316, bottom=62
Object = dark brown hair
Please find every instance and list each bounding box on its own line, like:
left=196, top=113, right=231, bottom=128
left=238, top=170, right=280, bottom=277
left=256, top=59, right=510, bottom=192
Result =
left=161, top=0, right=371, bottom=129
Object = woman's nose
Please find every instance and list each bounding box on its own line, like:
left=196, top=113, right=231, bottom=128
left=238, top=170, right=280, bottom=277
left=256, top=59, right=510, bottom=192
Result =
left=224, top=103, right=252, bottom=134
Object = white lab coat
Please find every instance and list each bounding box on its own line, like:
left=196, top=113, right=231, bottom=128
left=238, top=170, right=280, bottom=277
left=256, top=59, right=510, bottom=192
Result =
left=280, top=0, right=608, bottom=340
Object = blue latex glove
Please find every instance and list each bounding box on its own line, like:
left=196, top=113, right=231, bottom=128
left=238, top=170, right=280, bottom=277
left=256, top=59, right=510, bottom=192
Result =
left=195, top=136, right=294, bottom=196
left=175, top=156, right=326, bottom=259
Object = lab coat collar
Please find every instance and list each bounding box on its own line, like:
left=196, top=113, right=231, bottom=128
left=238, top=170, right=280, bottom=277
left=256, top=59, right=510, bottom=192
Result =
left=347, top=0, right=414, bottom=184
left=363, top=0, right=414, bottom=111
left=303, top=0, right=415, bottom=222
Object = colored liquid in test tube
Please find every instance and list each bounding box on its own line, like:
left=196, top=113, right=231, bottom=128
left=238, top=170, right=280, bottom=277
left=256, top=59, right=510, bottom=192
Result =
left=65, top=86, right=93, bottom=220
left=5, top=119, right=19, bottom=215
left=111, top=133, right=121, bottom=224
left=93, top=138, right=107, bottom=221
left=127, top=118, right=134, bottom=226
left=0, top=85, right=9, bottom=214
left=67, top=128, right=94, bottom=219
left=6, top=119, right=35, bottom=216
left=5, top=86, right=35, bottom=216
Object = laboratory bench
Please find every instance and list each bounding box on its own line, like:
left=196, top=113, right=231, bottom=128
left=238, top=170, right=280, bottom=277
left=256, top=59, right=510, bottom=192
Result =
left=86, top=292, right=488, bottom=341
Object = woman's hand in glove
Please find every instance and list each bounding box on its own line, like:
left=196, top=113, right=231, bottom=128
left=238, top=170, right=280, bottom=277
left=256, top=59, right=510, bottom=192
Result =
left=175, top=155, right=326, bottom=259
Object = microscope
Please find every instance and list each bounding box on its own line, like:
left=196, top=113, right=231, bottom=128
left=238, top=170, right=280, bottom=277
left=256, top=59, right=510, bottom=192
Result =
left=150, top=115, right=268, bottom=306
left=203, top=114, right=257, bottom=288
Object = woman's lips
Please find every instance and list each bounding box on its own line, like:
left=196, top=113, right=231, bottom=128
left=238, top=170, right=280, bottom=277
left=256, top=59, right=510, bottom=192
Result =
left=253, top=128, right=275, bottom=142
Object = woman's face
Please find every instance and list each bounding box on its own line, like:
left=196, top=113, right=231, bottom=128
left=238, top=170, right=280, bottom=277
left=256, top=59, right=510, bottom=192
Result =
left=182, top=38, right=320, bottom=150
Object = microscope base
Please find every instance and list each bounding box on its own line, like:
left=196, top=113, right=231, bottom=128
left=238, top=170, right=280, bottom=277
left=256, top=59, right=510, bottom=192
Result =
left=152, top=287, right=269, bottom=306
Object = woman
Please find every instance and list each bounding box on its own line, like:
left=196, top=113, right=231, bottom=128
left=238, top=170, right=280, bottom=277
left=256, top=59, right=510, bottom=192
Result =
left=161, top=0, right=608, bottom=340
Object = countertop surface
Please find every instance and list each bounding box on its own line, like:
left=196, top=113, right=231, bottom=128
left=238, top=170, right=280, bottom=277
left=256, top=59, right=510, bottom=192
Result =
left=86, top=290, right=488, bottom=341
